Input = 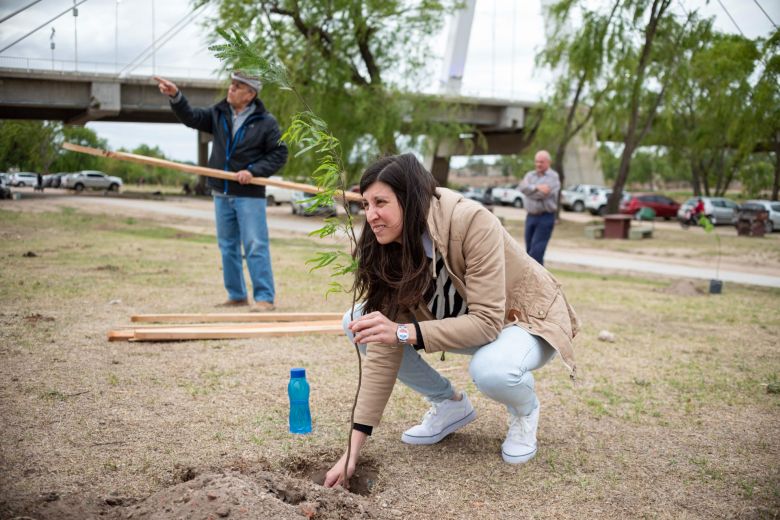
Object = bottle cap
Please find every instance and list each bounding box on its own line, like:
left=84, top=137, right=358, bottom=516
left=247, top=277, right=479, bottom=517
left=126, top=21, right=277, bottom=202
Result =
left=290, top=367, right=306, bottom=378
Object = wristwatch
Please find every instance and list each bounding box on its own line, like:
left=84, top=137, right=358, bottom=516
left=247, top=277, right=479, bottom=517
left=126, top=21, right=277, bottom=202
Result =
left=396, top=324, right=410, bottom=344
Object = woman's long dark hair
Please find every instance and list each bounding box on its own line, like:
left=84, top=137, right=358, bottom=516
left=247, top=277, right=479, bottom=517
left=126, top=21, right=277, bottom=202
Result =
left=355, top=154, right=438, bottom=320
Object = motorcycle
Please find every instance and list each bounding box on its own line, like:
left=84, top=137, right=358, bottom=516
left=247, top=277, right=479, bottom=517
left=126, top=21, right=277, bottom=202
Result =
left=678, top=211, right=711, bottom=229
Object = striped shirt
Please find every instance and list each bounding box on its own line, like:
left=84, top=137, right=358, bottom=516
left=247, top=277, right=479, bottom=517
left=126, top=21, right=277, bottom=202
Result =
left=423, top=231, right=467, bottom=319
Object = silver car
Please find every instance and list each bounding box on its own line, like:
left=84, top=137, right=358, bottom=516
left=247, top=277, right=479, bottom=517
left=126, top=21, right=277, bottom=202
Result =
left=677, top=197, right=739, bottom=225
left=10, top=172, right=38, bottom=187
left=62, top=170, right=123, bottom=192
left=291, top=191, right=337, bottom=217
left=745, top=199, right=780, bottom=233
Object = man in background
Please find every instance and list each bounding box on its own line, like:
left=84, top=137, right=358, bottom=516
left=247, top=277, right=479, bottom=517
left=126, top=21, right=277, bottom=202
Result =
left=519, top=150, right=560, bottom=266
left=155, top=72, right=288, bottom=311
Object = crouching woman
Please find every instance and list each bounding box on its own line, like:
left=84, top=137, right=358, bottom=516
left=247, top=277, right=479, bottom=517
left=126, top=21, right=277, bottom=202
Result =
left=325, top=154, right=579, bottom=487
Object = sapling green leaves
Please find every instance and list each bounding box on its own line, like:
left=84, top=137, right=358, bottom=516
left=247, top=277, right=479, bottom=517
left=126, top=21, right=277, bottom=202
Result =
left=211, top=27, right=363, bottom=488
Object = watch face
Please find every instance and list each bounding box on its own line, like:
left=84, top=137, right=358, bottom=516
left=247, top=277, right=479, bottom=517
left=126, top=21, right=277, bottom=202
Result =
left=397, top=325, right=409, bottom=343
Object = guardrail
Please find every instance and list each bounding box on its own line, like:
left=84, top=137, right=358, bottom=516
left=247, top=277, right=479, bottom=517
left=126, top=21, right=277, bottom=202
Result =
left=0, top=55, right=217, bottom=80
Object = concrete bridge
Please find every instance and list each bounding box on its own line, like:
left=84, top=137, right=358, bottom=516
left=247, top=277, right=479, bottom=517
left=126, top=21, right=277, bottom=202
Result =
left=0, top=67, right=601, bottom=185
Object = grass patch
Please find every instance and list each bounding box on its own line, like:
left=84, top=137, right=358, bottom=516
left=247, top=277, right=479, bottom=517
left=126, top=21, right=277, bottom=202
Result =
left=0, top=205, right=778, bottom=519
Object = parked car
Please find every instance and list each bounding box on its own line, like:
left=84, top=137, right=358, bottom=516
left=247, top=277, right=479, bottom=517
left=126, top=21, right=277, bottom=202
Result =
left=291, top=191, right=337, bottom=217
left=619, top=193, right=680, bottom=220
left=744, top=199, right=780, bottom=233
left=491, top=184, right=526, bottom=208
left=561, top=184, right=606, bottom=212
left=0, top=174, right=11, bottom=199
left=43, top=173, right=67, bottom=188
left=61, top=170, right=123, bottom=192
left=677, top=197, right=739, bottom=226
left=586, top=188, right=630, bottom=216
left=462, top=186, right=494, bottom=206
left=264, top=176, right=295, bottom=206
left=10, top=172, right=38, bottom=187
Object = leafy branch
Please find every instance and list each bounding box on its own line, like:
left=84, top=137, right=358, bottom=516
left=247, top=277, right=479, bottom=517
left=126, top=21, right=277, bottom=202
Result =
left=211, top=26, right=362, bottom=488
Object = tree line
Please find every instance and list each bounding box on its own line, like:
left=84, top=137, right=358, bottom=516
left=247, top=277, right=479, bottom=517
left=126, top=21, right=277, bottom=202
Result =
left=0, top=121, right=191, bottom=186
left=1, top=0, right=777, bottom=202
left=534, top=0, right=779, bottom=208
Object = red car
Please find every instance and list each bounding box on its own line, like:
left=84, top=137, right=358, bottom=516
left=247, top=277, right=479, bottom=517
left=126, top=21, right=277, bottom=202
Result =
left=620, top=193, right=680, bottom=219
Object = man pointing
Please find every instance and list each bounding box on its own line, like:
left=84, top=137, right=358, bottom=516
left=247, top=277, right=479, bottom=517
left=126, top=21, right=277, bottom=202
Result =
left=155, top=72, right=288, bottom=311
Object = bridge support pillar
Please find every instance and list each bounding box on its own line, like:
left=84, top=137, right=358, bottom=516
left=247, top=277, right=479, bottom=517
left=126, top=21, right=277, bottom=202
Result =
left=195, top=131, right=212, bottom=195
left=424, top=138, right=454, bottom=187
left=197, top=131, right=211, bottom=166
left=429, top=156, right=451, bottom=187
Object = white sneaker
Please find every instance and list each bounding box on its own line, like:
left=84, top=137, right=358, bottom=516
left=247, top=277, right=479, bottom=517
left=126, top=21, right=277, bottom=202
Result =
left=401, top=392, right=476, bottom=445
left=501, top=404, right=540, bottom=464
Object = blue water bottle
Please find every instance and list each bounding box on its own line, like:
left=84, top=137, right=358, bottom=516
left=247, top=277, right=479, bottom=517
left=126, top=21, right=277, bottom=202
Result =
left=288, top=368, right=312, bottom=434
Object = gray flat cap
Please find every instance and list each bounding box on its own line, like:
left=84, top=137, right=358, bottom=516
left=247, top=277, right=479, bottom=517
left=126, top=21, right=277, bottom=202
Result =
left=231, top=71, right=261, bottom=93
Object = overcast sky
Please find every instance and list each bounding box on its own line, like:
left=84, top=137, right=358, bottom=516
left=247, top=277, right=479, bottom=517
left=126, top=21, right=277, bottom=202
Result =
left=1, top=0, right=777, bottom=163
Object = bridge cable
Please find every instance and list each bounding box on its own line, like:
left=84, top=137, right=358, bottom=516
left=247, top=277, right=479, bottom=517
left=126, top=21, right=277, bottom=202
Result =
left=714, top=0, right=745, bottom=37
left=752, top=0, right=778, bottom=28
left=117, top=2, right=208, bottom=77
left=0, top=0, right=88, bottom=54
left=491, top=0, right=497, bottom=97
left=0, top=0, right=44, bottom=25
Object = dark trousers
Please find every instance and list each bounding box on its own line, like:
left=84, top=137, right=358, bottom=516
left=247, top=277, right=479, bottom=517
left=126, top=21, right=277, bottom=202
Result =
left=524, top=212, right=555, bottom=265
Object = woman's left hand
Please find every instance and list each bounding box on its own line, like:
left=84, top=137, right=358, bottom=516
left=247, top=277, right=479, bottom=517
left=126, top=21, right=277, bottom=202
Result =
left=349, top=311, right=398, bottom=345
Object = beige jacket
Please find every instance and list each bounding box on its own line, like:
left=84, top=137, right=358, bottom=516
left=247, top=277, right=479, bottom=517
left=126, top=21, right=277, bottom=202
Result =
left=354, top=188, right=579, bottom=428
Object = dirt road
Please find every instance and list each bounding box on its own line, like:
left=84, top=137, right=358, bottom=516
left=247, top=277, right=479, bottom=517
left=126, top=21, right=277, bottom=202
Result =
left=5, top=189, right=780, bottom=287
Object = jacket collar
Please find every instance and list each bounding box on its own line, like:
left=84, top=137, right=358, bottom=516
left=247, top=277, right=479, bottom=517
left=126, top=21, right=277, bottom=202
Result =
left=216, top=96, right=267, bottom=117
left=425, top=188, right=464, bottom=276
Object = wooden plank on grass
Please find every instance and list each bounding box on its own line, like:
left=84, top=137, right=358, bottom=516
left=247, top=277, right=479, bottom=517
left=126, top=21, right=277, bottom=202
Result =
left=117, top=320, right=341, bottom=330
left=130, top=312, right=344, bottom=323
left=108, top=330, right=135, bottom=342
left=130, top=323, right=344, bottom=341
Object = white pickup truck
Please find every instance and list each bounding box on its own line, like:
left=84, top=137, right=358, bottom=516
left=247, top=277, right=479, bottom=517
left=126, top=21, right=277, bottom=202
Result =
left=560, top=184, right=605, bottom=212
left=264, top=176, right=295, bottom=206
left=491, top=184, right=526, bottom=208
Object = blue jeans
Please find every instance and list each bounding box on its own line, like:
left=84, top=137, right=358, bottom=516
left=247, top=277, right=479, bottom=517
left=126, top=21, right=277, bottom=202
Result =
left=524, top=212, right=555, bottom=265
left=214, top=194, right=274, bottom=303
left=343, top=305, right=557, bottom=418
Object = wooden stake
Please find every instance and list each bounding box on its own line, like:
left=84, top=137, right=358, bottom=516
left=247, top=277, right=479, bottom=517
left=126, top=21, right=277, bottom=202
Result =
left=130, top=312, right=344, bottom=323
left=61, top=142, right=363, bottom=202
left=129, top=323, right=344, bottom=341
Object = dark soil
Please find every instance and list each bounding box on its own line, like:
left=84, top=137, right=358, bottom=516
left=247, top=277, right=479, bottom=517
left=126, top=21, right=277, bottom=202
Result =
left=0, top=464, right=392, bottom=520
left=658, top=278, right=705, bottom=296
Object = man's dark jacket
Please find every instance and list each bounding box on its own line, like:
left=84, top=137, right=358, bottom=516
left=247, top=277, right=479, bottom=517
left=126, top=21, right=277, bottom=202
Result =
left=170, top=94, right=288, bottom=198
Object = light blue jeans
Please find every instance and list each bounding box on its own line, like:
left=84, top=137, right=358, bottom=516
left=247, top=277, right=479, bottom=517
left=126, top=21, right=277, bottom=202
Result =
left=343, top=305, right=557, bottom=418
left=214, top=194, right=274, bottom=303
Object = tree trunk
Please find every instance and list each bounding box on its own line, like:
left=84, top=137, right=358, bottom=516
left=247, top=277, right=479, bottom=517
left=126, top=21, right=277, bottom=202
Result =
left=607, top=0, right=671, bottom=214
left=772, top=134, right=780, bottom=201
left=689, top=158, right=702, bottom=196
left=553, top=146, right=566, bottom=219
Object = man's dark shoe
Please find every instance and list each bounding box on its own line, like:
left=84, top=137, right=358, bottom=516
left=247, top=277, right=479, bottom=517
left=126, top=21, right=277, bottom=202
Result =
left=216, top=299, right=249, bottom=307
left=250, top=301, right=276, bottom=312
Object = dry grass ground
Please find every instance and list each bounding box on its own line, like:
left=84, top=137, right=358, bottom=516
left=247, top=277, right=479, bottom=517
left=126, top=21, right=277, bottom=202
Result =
left=0, top=206, right=779, bottom=519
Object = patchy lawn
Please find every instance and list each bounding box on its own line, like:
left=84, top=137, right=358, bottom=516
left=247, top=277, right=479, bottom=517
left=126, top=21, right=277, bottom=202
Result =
left=0, top=207, right=778, bottom=519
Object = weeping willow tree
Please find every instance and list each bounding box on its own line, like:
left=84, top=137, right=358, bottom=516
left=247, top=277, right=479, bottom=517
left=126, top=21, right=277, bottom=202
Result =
left=203, top=0, right=462, bottom=185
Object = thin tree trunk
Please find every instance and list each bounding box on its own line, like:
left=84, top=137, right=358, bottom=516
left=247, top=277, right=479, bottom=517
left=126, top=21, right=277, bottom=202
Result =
left=701, top=157, right=711, bottom=196
left=607, top=0, right=671, bottom=214
left=772, top=134, right=780, bottom=201
left=553, top=153, right=565, bottom=219
left=689, top=157, right=702, bottom=196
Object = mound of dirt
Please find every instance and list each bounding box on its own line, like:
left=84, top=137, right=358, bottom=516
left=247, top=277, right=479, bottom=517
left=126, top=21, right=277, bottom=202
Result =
left=2, top=468, right=389, bottom=520
left=659, top=279, right=705, bottom=296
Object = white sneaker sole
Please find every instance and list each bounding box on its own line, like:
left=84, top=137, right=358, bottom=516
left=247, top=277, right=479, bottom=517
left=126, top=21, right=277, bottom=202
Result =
left=501, top=445, right=537, bottom=464
left=401, top=409, right=477, bottom=445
